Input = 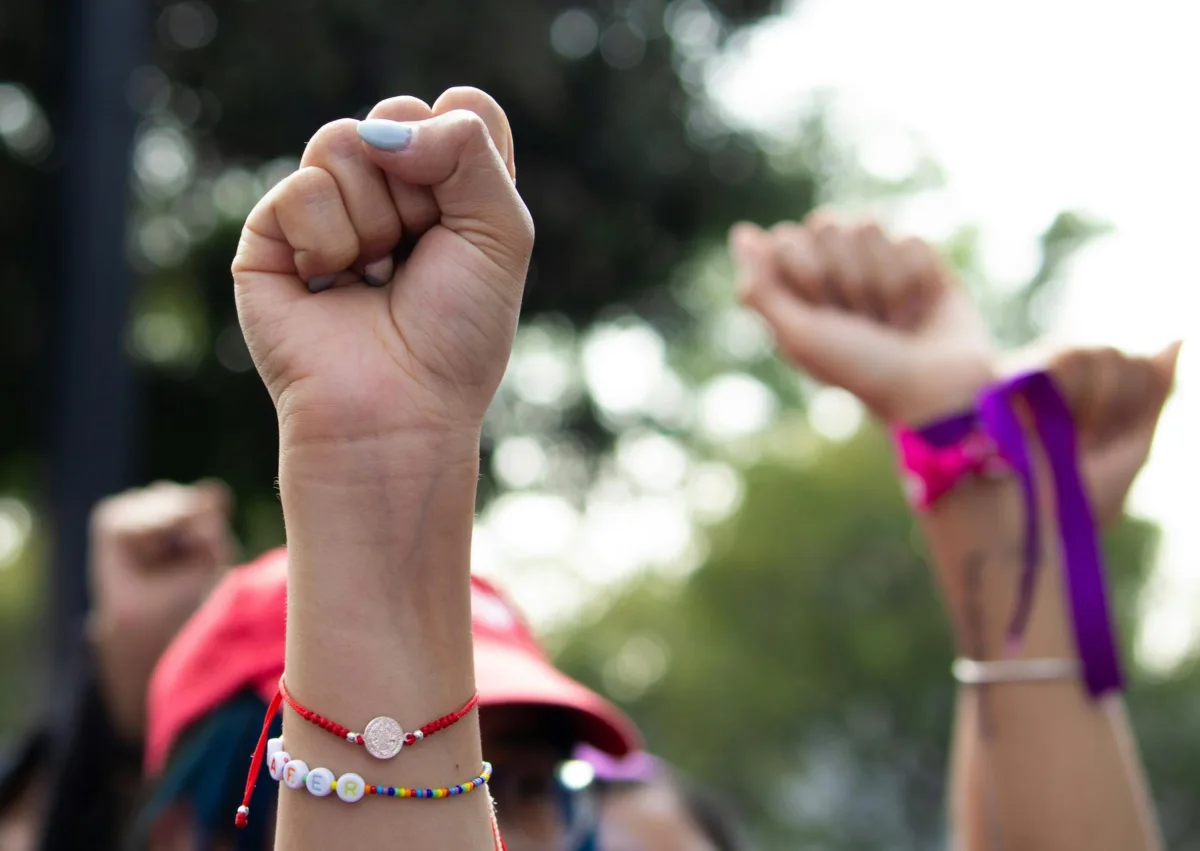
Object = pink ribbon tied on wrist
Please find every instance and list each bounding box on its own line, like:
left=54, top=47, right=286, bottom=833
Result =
left=895, top=425, right=1009, bottom=508
left=892, top=371, right=1123, bottom=700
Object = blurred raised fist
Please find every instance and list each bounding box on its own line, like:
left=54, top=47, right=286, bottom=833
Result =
left=88, top=479, right=237, bottom=739
left=1042, top=342, right=1181, bottom=527
left=731, top=212, right=995, bottom=425
left=231, top=88, right=534, bottom=449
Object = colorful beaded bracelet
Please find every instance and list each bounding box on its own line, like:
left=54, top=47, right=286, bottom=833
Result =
left=236, top=684, right=481, bottom=828
left=280, top=676, right=480, bottom=759
left=262, top=741, right=492, bottom=803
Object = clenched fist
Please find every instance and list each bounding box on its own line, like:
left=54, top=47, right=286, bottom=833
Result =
left=88, top=480, right=236, bottom=739
left=232, top=88, right=535, bottom=448
left=733, top=212, right=1180, bottom=529
left=731, top=213, right=996, bottom=426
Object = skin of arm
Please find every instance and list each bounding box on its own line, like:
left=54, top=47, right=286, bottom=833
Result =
left=922, top=462, right=1160, bottom=851
left=231, top=86, right=534, bottom=851
left=274, top=432, right=493, bottom=849
left=928, top=347, right=1176, bottom=851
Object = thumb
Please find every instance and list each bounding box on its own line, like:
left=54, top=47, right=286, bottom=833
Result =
left=1151, top=339, right=1183, bottom=395
left=357, top=110, right=533, bottom=276
left=1138, top=339, right=1183, bottom=432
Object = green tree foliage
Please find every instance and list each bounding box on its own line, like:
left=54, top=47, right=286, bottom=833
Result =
left=0, top=0, right=814, bottom=554
left=545, top=219, right=1195, bottom=849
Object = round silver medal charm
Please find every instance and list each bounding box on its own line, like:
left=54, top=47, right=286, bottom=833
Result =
left=363, top=716, right=405, bottom=760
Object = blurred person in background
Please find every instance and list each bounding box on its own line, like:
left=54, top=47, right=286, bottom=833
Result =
left=573, top=745, right=746, bottom=851
left=731, top=214, right=1177, bottom=850
left=0, top=481, right=236, bottom=851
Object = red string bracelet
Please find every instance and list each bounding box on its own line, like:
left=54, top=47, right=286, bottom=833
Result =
left=236, top=687, right=284, bottom=828
left=491, top=808, right=507, bottom=851
left=279, top=676, right=480, bottom=758
left=235, top=679, right=480, bottom=829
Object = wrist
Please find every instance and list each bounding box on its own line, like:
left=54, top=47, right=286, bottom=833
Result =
left=278, top=428, right=481, bottom=672
left=896, top=354, right=998, bottom=427
left=279, top=423, right=482, bottom=480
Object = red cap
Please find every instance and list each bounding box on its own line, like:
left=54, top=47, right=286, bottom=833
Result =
left=144, top=548, right=639, bottom=777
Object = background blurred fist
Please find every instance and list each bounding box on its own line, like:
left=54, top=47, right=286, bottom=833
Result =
left=732, top=212, right=995, bottom=425
left=231, top=88, right=535, bottom=449
left=88, top=479, right=236, bottom=740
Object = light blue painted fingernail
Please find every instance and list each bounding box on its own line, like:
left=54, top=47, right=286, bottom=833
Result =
left=308, top=274, right=336, bottom=293
left=357, top=119, right=414, bottom=152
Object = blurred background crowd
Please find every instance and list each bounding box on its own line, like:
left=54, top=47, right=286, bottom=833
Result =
left=1, top=0, right=1197, bottom=848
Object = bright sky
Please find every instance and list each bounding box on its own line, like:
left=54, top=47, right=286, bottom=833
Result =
left=710, top=0, right=1199, bottom=668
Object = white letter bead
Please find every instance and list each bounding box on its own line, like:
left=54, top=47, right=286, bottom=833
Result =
left=336, top=772, right=366, bottom=803
left=268, top=751, right=291, bottom=781
left=267, top=738, right=283, bottom=757
left=305, top=767, right=335, bottom=797
left=283, top=759, right=309, bottom=790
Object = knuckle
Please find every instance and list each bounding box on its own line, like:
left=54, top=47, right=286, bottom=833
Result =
left=304, top=118, right=361, bottom=159
left=854, top=221, right=885, bottom=241
left=358, top=212, right=402, bottom=256
left=301, top=241, right=357, bottom=272
left=90, top=501, right=115, bottom=530
left=368, top=95, right=433, bottom=121
left=443, top=85, right=491, bottom=103
left=456, top=110, right=491, bottom=143
left=287, top=166, right=339, bottom=203
left=804, top=208, right=840, bottom=232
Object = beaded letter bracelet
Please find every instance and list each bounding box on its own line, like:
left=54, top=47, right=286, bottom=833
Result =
left=236, top=682, right=481, bottom=828
left=263, top=740, right=492, bottom=803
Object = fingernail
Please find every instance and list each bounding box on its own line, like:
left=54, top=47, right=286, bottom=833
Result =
left=358, top=119, right=414, bottom=152
left=308, top=274, right=336, bottom=293
left=363, top=256, right=394, bottom=287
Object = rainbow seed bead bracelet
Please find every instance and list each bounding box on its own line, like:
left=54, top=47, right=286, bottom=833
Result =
left=260, top=740, right=493, bottom=806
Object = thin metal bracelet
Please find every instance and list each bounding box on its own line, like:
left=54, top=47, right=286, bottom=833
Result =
left=952, top=657, right=1079, bottom=685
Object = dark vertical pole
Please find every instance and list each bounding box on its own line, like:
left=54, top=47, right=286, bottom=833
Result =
left=47, top=0, right=145, bottom=714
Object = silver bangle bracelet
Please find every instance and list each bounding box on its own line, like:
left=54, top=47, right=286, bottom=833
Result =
left=952, top=658, right=1079, bottom=685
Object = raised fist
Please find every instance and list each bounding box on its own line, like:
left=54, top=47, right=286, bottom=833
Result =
left=231, top=88, right=535, bottom=448
left=734, top=211, right=1180, bottom=528
left=731, top=212, right=995, bottom=425
left=88, top=479, right=236, bottom=739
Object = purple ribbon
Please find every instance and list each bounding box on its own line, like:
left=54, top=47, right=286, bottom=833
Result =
left=916, top=370, right=1123, bottom=699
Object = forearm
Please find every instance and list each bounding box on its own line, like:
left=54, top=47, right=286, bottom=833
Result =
left=274, top=430, right=493, bottom=851
left=923, top=477, right=1159, bottom=851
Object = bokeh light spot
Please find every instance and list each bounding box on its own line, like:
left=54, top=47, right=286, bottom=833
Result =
left=550, top=9, right=600, bottom=60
